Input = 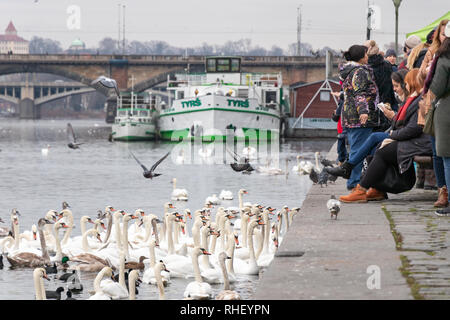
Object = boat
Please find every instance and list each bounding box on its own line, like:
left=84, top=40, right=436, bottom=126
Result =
left=158, top=56, right=284, bottom=142
left=111, top=91, right=158, bottom=141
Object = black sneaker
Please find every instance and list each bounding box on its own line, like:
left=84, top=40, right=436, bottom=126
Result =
left=435, top=207, right=450, bottom=217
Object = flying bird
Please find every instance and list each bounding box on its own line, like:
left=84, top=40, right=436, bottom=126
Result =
left=91, top=76, right=120, bottom=96
left=327, top=195, right=341, bottom=220
left=129, top=150, right=170, bottom=179
left=226, top=147, right=255, bottom=174
left=67, top=123, right=83, bottom=149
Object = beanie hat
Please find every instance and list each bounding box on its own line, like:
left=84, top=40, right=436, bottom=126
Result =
left=343, top=45, right=368, bottom=62
left=385, top=49, right=397, bottom=58
left=404, top=35, right=422, bottom=50
left=364, top=40, right=379, bottom=56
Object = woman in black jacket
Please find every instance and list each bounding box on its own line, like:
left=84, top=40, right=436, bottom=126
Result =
left=340, top=68, right=433, bottom=203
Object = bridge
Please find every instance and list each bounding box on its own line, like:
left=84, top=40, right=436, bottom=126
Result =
left=0, top=54, right=338, bottom=118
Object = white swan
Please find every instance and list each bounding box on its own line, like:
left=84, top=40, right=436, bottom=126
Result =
left=153, top=261, right=169, bottom=300
left=183, top=247, right=212, bottom=300
left=128, top=269, right=140, bottom=300
left=58, top=208, right=74, bottom=246
left=142, top=240, right=170, bottom=285
left=242, top=146, right=257, bottom=160
left=41, top=144, right=50, bottom=156
left=88, top=267, right=113, bottom=300
left=219, top=190, right=233, bottom=200
left=234, top=219, right=263, bottom=275
left=171, top=178, right=189, bottom=201
left=33, top=267, right=49, bottom=300
left=205, top=194, right=220, bottom=205
left=100, top=250, right=128, bottom=300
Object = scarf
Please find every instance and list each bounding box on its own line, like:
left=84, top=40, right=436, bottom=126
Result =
left=394, top=94, right=418, bottom=123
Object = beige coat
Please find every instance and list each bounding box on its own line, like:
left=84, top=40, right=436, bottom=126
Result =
left=417, top=49, right=436, bottom=126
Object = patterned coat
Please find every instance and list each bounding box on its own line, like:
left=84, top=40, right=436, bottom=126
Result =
left=339, top=62, right=380, bottom=129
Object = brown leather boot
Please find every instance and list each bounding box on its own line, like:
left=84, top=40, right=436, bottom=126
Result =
left=424, top=169, right=437, bottom=190
left=366, top=188, right=387, bottom=201
left=339, top=184, right=368, bottom=203
left=434, top=186, right=449, bottom=208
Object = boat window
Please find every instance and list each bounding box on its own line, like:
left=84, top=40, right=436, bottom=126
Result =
left=140, top=110, right=149, bottom=117
left=118, top=110, right=126, bottom=117
left=237, top=89, right=248, bottom=98
left=217, top=59, right=230, bottom=72
left=177, top=91, right=185, bottom=100
left=207, top=59, right=216, bottom=72
left=231, top=59, right=240, bottom=72
left=133, top=110, right=138, bottom=116
left=265, top=91, right=277, bottom=108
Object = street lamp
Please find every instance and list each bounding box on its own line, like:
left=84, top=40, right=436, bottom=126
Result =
left=393, top=0, right=403, bottom=57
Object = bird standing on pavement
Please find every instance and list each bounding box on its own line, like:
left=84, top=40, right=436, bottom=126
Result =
left=327, top=195, right=341, bottom=220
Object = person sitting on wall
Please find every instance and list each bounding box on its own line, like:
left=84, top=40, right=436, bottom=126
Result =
left=338, top=68, right=432, bottom=203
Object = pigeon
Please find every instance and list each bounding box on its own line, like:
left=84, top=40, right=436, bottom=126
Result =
left=318, top=169, right=329, bottom=187
left=67, top=123, right=84, bottom=149
left=129, top=150, right=170, bottom=179
left=226, top=147, right=255, bottom=174
left=309, top=168, right=319, bottom=184
left=327, top=195, right=341, bottom=220
left=320, top=157, right=335, bottom=168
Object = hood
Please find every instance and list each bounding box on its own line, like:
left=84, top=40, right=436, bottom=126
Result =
left=368, top=54, right=385, bottom=67
left=339, top=62, right=364, bottom=81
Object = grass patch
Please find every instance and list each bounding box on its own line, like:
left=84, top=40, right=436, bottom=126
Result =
left=399, top=255, right=425, bottom=300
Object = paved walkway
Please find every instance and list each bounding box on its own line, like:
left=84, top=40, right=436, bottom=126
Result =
left=253, top=144, right=450, bottom=300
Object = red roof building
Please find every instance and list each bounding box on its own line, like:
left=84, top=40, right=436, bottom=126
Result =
left=0, top=21, right=29, bottom=54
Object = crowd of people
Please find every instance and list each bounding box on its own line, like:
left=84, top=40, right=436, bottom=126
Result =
left=327, top=19, right=450, bottom=216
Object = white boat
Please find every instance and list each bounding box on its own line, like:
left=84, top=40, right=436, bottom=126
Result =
left=111, top=91, right=157, bottom=141
left=158, top=56, right=284, bottom=142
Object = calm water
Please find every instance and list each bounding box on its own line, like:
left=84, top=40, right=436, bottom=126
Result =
left=0, top=118, right=334, bottom=300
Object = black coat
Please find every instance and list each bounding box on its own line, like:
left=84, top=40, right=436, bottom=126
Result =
left=389, top=95, right=433, bottom=173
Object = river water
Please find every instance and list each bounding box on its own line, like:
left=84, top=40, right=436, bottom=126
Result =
left=0, top=118, right=335, bottom=300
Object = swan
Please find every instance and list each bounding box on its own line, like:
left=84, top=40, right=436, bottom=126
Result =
left=143, top=239, right=170, bottom=285
left=289, top=207, right=301, bottom=226
left=183, top=247, right=212, bottom=300
left=53, top=220, right=69, bottom=261
left=41, top=144, right=50, bottom=156
left=214, top=252, right=241, bottom=300
left=175, top=149, right=185, bottom=165
left=242, top=146, right=257, bottom=160
left=234, top=219, right=263, bottom=275
left=153, top=261, right=169, bottom=300
left=128, top=269, right=140, bottom=300
left=198, top=145, right=214, bottom=158
left=42, top=210, right=58, bottom=244
left=219, top=190, right=233, bottom=200
left=233, top=189, right=248, bottom=230
left=58, top=208, right=74, bottom=246
left=100, top=250, right=128, bottom=299
left=160, top=202, right=175, bottom=243
left=122, top=214, right=138, bottom=259
left=0, top=217, right=10, bottom=237
left=6, top=218, right=54, bottom=268
left=205, top=194, right=220, bottom=205
left=88, top=267, right=113, bottom=300
left=256, top=158, right=284, bottom=175
left=279, top=206, right=290, bottom=236
left=171, top=178, right=189, bottom=201
left=33, top=267, right=50, bottom=300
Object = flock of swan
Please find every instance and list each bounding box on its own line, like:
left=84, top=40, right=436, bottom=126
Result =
left=0, top=188, right=301, bottom=300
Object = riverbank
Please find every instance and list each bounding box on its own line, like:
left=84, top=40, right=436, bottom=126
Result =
left=252, top=144, right=450, bottom=300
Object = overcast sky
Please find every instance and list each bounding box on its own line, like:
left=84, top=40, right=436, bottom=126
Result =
left=0, top=0, right=447, bottom=52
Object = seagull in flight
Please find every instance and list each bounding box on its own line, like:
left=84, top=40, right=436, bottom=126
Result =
left=91, top=76, right=120, bottom=96
left=129, top=151, right=171, bottom=179
left=67, top=123, right=83, bottom=149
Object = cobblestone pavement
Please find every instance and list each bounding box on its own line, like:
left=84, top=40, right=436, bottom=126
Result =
left=383, top=189, right=450, bottom=300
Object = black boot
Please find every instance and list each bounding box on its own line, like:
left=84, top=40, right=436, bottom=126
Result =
left=325, top=161, right=354, bottom=180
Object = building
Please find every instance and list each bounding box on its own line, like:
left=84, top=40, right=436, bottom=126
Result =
left=67, top=38, right=86, bottom=53
left=0, top=21, right=29, bottom=54
left=288, top=79, right=341, bottom=129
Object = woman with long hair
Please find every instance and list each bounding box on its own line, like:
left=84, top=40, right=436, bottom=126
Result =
left=340, top=68, right=432, bottom=203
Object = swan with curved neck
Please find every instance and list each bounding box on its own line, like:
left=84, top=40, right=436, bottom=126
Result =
left=54, top=220, right=69, bottom=261
left=33, top=267, right=49, bottom=300
left=6, top=218, right=54, bottom=268
left=154, top=261, right=169, bottom=300
left=143, top=240, right=170, bottom=285
left=89, top=267, right=113, bottom=300
left=43, top=210, right=58, bottom=243
left=183, top=247, right=212, bottom=300
left=102, top=206, right=115, bottom=243
left=215, top=252, right=241, bottom=300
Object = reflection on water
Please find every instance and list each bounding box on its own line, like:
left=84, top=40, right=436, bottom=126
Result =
left=0, top=119, right=335, bottom=300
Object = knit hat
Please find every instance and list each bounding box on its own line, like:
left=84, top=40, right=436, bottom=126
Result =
left=404, top=35, right=422, bottom=50
left=364, top=40, right=379, bottom=56
left=445, top=21, right=450, bottom=38
left=385, top=49, right=397, bottom=58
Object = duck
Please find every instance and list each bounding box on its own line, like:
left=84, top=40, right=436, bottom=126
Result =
left=45, top=287, right=64, bottom=300
left=215, top=252, right=241, bottom=300
left=171, top=178, right=189, bottom=201
left=183, top=247, right=213, bottom=300
left=44, top=262, right=58, bottom=274
left=124, top=255, right=147, bottom=270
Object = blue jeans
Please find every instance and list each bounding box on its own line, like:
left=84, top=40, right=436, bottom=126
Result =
left=443, top=157, right=450, bottom=201
left=348, top=132, right=389, bottom=166
left=431, top=136, right=446, bottom=188
left=346, top=127, right=373, bottom=189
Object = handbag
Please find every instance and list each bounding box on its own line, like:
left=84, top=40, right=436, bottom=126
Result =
left=361, top=155, right=416, bottom=194
left=422, top=105, right=435, bottom=136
